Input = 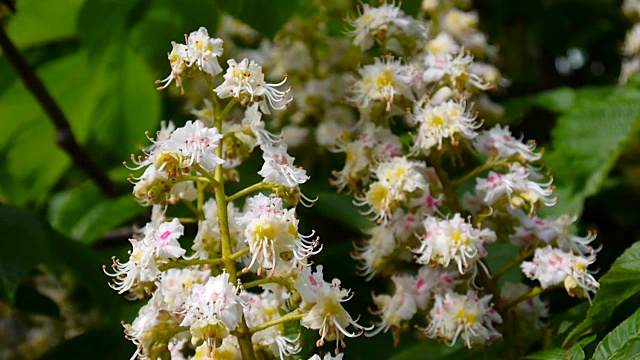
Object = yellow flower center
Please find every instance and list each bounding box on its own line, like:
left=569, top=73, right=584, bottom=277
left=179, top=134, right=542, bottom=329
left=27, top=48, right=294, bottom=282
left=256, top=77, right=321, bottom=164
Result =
left=256, top=225, right=276, bottom=241
left=324, top=298, right=342, bottom=316
left=387, top=167, right=406, bottom=182
left=368, top=184, right=389, bottom=206
left=457, top=309, right=477, bottom=324
left=376, top=71, right=394, bottom=87
left=430, top=115, right=444, bottom=127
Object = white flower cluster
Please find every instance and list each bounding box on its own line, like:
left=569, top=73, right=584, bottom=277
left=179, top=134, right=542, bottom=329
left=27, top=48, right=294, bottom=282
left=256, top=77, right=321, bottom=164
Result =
left=621, top=0, right=640, bottom=83
left=156, top=27, right=224, bottom=93
left=330, top=0, right=601, bottom=351
left=108, top=27, right=366, bottom=360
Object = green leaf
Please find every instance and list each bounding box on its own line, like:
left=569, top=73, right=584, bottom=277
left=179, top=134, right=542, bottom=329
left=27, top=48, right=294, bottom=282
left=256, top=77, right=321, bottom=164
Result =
left=592, top=307, right=640, bottom=360
left=5, top=0, right=85, bottom=48
left=217, top=0, right=305, bottom=39
left=565, top=241, right=640, bottom=346
left=314, top=191, right=372, bottom=232
left=531, top=86, right=576, bottom=114
left=0, top=50, right=112, bottom=205
left=542, top=87, right=640, bottom=216
left=90, top=41, right=161, bottom=162
left=70, top=195, right=145, bottom=244
left=526, top=344, right=586, bottom=360
left=48, top=181, right=106, bottom=236
left=76, top=0, right=143, bottom=57
left=0, top=208, right=49, bottom=304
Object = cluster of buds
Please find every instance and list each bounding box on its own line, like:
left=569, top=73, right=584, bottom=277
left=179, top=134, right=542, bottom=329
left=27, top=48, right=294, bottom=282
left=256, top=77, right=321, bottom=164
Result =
left=105, top=27, right=369, bottom=360
left=335, top=0, right=600, bottom=350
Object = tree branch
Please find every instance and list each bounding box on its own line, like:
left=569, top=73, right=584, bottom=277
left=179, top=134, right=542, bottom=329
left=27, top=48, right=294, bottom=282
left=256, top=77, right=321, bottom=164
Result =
left=0, top=24, right=120, bottom=197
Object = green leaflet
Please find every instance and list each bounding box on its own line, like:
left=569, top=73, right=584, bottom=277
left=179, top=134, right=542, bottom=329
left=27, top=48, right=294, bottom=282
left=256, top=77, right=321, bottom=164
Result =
left=592, top=307, right=640, bottom=360
left=525, top=344, right=586, bottom=360
left=564, top=241, right=640, bottom=347
left=537, top=87, right=640, bottom=216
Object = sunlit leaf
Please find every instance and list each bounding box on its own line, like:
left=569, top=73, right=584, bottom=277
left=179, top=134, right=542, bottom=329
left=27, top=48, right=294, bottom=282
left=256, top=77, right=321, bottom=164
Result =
left=564, top=241, right=640, bottom=346
left=0, top=51, right=112, bottom=205
left=6, top=0, right=85, bottom=48
left=89, top=42, right=161, bottom=163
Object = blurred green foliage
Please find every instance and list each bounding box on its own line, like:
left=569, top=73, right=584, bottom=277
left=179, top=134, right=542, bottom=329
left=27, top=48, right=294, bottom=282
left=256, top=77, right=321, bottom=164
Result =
left=1, top=0, right=640, bottom=359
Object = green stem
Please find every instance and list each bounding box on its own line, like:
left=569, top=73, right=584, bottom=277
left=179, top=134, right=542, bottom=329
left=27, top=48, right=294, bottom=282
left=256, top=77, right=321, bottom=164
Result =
left=196, top=181, right=205, bottom=220
left=158, top=258, right=223, bottom=271
left=175, top=217, right=198, bottom=224
left=230, top=247, right=250, bottom=261
left=180, top=175, right=213, bottom=184
left=493, top=247, right=536, bottom=281
left=216, top=98, right=238, bottom=121
left=193, top=164, right=218, bottom=185
left=249, top=311, right=305, bottom=334
left=210, top=86, right=256, bottom=360
left=503, top=286, right=557, bottom=310
left=227, top=182, right=274, bottom=203
left=452, top=160, right=509, bottom=187
left=243, top=277, right=293, bottom=292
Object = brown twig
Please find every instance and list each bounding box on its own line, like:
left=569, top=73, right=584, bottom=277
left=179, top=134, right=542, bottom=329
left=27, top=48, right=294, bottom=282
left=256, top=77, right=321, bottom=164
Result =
left=0, top=22, right=120, bottom=197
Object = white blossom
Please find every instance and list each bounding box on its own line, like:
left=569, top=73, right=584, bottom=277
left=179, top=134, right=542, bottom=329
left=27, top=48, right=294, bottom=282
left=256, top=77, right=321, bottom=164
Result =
left=368, top=275, right=419, bottom=336
left=347, top=2, right=426, bottom=50
left=215, top=58, right=290, bottom=113
left=473, top=125, right=541, bottom=162
left=301, top=278, right=371, bottom=351
left=475, top=163, right=556, bottom=213
left=425, top=290, right=502, bottom=348
left=156, top=41, right=189, bottom=92
left=413, top=214, right=495, bottom=274
left=185, top=27, right=224, bottom=76
left=410, top=99, right=480, bottom=153
left=258, top=143, right=309, bottom=188
left=521, top=246, right=599, bottom=299
left=146, top=218, right=186, bottom=260
left=243, top=291, right=301, bottom=359
left=180, top=272, right=244, bottom=343
left=351, top=56, right=413, bottom=111
left=426, top=32, right=460, bottom=55
left=511, top=213, right=597, bottom=254
left=165, top=120, right=224, bottom=172
left=237, top=193, right=319, bottom=274
left=422, top=51, right=490, bottom=90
